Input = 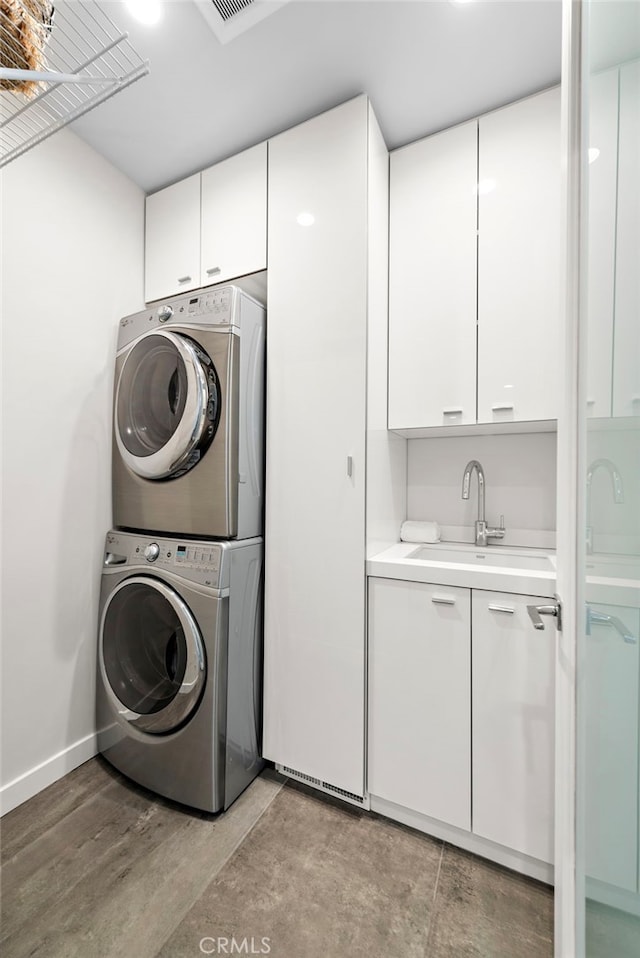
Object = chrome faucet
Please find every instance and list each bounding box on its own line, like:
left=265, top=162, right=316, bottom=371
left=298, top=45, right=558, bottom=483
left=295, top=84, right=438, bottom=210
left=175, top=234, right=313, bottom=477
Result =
left=461, top=459, right=506, bottom=547
left=586, top=458, right=624, bottom=554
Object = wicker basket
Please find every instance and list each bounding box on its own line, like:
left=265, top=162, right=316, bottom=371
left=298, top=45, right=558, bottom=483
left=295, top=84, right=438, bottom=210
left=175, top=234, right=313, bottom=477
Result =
left=0, top=0, right=54, bottom=98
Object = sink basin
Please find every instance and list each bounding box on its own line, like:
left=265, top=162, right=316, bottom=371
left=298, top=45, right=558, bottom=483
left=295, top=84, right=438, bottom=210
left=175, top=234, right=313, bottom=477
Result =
left=410, top=546, right=554, bottom=572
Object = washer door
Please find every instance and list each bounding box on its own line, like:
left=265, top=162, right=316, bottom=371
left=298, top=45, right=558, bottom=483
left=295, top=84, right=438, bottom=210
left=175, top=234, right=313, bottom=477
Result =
left=100, top=576, right=207, bottom=734
left=115, top=330, right=220, bottom=480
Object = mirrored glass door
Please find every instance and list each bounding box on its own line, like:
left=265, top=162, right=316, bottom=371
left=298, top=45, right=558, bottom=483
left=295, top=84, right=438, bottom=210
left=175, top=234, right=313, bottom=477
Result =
left=578, top=2, right=640, bottom=954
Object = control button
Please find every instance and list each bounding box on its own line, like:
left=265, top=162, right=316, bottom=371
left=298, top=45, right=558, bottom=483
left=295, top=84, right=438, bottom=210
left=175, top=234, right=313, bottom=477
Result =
left=157, top=305, right=173, bottom=323
left=144, top=543, right=160, bottom=562
left=166, top=552, right=172, bottom=558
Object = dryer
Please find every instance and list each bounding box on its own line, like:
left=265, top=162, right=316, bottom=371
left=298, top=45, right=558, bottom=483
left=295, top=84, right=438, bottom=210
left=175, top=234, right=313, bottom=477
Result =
left=112, top=284, right=265, bottom=539
left=96, top=530, right=264, bottom=812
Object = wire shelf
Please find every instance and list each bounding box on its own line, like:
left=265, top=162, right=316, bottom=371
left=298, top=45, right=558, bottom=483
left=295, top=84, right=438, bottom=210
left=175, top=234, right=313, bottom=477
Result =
left=0, top=0, right=149, bottom=167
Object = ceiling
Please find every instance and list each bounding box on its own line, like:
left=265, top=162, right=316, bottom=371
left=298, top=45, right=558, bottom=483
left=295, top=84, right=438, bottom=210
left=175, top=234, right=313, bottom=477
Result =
left=70, top=0, right=564, bottom=194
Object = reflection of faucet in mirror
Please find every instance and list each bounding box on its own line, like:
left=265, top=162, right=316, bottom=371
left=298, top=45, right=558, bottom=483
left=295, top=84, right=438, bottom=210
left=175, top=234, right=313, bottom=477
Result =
left=586, top=458, right=624, bottom=554
left=461, top=460, right=506, bottom=547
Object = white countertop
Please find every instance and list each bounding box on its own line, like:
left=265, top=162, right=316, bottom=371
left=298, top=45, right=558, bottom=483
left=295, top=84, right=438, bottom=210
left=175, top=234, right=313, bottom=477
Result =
left=368, top=541, right=640, bottom=608
left=367, top=541, right=557, bottom=597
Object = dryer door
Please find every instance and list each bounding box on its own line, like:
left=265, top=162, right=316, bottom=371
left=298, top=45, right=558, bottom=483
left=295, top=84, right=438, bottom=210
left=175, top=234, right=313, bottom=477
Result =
left=115, top=330, right=220, bottom=480
left=100, top=576, right=207, bottom=734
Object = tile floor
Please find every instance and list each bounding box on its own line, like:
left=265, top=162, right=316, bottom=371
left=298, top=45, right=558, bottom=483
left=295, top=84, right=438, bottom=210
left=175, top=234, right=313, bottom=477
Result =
left=1, top=757, right=554, bottom=958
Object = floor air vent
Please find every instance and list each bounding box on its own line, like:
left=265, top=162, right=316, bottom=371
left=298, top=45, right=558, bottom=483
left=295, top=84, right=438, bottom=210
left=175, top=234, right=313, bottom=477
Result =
left=195, top=0, right=291, bottom=45
left=279, top=765, right=366, bottom=808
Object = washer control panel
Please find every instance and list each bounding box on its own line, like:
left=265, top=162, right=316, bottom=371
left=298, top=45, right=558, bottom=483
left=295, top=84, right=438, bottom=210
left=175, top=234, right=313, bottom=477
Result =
left=173, top=543, right=220, bottom=571
left=104, top=531, right=224, bottom=588
left=144, top=542, right=160, bottom=562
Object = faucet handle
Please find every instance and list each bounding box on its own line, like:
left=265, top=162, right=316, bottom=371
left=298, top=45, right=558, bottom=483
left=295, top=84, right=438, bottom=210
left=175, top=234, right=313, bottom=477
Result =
left=487, top=515, right=506, bottom=541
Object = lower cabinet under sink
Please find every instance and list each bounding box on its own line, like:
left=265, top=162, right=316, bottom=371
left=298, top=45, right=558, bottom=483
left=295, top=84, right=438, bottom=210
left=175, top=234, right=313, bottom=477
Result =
left=367, top=576, right=555, bottom=883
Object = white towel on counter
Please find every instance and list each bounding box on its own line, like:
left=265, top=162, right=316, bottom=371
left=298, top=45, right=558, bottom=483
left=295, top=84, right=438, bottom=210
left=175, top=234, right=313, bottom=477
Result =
left=400, top=520, right=441, bottom=544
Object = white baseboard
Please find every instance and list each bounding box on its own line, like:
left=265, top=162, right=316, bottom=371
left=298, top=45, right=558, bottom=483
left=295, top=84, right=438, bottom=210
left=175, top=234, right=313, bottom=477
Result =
left=586, top=876, right=640, bottom=917
left=370, top=794, right=555, bottom=886
left=0, top=733, right=98, bottom=816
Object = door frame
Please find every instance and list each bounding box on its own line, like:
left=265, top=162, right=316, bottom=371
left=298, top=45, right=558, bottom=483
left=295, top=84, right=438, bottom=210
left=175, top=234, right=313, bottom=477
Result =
left=555, top=1, right=587, bottom=955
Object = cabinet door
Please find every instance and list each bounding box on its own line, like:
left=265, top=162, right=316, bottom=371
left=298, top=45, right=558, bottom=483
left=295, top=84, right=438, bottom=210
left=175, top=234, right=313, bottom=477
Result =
left=388, top=121, right=478, bottom=429
left=472, top=591, right=555, bottom=863
left=144, top=173, right=200, bottom=303
left=368, top=578, right=471, bottom=830
left=263, top=97, right=368, bottom=796
left=613, top=59, right=640, bottom=418
left=200, top=142, right=267, bottom=286
left=477, top=87, right=561, bottom=424
left=585, top=604, right=639, bottom=891
left=586, top=68, right=619, bottom=419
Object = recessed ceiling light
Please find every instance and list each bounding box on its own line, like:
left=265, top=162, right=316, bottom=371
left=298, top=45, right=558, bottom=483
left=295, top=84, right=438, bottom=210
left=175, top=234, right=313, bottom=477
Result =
left=296, top=212, right=315, bottom=227
left=125, top=0, right=163, bottom=26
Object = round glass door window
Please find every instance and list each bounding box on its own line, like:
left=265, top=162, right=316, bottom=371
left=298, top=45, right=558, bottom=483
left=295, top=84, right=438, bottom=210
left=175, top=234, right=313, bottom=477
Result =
left=116, top=331, right=220, bottom=480
left=101, top=577, right=206, bottom=734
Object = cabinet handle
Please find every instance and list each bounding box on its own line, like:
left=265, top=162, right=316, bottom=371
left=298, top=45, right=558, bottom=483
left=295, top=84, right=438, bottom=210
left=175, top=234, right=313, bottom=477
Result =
left=177, top=275, right=192, bottom=284
left=443, top=407, right=463, bottom=415
left=432, top=595, right=456, bottom=606
left=206, top=266, right=221, bottom=276
left=346, top=455, right=353, bottom=478
left=491, top=403, right=514, bottom=412
left=488, top=604, right=515, bottom=614
left=587, top=607, right=637, bottom=644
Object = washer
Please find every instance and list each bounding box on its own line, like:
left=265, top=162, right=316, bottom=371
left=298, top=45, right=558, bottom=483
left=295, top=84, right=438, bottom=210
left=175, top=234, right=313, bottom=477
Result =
left=96, top=530, right=264, bottom=812
left=112, top=284, right=265, bottom=539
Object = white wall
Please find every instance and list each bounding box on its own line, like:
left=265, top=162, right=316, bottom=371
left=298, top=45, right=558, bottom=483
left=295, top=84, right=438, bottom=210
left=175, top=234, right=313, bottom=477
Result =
left=0, top=130, right=144, bottom=813
left=407, top=432, right=557, bottom=549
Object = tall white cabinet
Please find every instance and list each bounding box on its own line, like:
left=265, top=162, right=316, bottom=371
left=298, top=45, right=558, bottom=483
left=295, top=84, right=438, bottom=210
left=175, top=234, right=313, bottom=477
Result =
left=263, top=97, right=404, bottom=798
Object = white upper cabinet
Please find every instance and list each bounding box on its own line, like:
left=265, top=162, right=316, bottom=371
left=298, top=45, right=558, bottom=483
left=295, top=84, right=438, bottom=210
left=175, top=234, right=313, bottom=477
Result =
left=477, top=87, right=561, bottom=424
left=388, top=121, right=478, bottom=430
left=613, top=59, right=640, bottom=418
left=200, top=142, right=267, bottom=287
left=145, top=173, right=201, bottom=302
left=144, top=144, right=267, bottom=303
left=388, top=87, right=561, bottom=433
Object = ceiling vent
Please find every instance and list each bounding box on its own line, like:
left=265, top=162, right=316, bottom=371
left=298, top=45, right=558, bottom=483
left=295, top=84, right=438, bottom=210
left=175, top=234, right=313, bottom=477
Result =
left=195, top=0, right=292, bottom=45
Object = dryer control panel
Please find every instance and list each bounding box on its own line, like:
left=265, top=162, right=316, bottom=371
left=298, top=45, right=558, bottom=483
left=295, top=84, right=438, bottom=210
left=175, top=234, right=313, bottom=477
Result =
left=117, top=284, right=246, bottom=350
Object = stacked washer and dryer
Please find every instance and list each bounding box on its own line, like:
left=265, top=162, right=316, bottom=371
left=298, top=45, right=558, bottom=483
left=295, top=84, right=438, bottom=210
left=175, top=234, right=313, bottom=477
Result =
left=96, top=285, right=266, bottom=812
